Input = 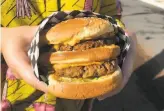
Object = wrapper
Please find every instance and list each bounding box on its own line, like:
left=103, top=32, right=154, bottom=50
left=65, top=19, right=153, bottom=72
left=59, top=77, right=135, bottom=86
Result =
left=27, top=10, right=130, bottom=82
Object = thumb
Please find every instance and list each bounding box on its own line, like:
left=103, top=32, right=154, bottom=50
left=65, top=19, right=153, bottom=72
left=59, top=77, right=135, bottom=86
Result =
left=3, top=45, right=48, bottom=93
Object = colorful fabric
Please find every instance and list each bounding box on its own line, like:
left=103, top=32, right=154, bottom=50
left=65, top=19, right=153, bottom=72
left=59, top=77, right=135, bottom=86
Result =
left=1, top=0, right=120, bottom=27
left=1, top=0, right=124, bottom=111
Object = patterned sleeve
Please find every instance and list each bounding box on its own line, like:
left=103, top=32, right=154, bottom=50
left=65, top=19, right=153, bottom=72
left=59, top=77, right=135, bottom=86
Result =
left=99, top=0, right=118, bottom=16
left=100, top=0, right=125, bottom=29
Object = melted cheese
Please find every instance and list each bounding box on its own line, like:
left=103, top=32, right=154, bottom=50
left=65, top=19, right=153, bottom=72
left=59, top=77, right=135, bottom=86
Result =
left=53, top=62, right=103, bottom=70
left=53, top=45, right=59, bottom=50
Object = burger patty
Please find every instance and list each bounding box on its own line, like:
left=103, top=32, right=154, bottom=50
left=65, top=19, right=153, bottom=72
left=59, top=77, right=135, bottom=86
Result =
left=56, top=38, right=116, bottom=51
left=55, top=59, right=117, bottom=78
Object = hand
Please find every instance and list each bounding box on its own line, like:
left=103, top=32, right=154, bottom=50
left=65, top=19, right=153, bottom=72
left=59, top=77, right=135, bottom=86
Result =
left=97, top=30, right=137, bottom=100
left=1, top=26, right=48, bottom=93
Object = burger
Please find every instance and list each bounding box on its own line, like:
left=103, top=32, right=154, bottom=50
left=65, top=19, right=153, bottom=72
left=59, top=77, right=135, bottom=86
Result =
left=39, top=17, right=123, bottom=99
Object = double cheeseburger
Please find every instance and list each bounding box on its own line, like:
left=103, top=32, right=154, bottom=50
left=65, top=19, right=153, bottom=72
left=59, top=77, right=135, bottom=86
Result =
left=40, top=17, right=123, bottom=99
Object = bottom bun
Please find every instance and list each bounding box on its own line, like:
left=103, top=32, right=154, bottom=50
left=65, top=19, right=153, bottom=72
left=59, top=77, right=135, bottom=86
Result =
left=48, top=66, right=122, bottom=99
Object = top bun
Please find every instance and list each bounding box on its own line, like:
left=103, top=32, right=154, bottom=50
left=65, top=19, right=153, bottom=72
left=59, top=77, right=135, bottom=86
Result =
left=46, top=17, right=116, bottom=46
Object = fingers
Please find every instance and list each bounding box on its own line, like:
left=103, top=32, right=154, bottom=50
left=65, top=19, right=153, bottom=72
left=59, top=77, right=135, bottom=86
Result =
left=120, top=31, right=137, bottom=88
left=2, top=26, right=49, bottom=92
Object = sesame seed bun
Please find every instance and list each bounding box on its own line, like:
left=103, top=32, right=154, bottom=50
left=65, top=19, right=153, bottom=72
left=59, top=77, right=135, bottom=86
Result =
left=46, top=17, right=116, bottom=46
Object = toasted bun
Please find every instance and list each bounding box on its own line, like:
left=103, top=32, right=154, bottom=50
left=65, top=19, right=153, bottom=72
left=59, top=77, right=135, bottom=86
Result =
left=49, top=45, right=120, bottom=64
left=46, top=17, right=116, bottom=46
left=48, top=66, right=122, bottom=99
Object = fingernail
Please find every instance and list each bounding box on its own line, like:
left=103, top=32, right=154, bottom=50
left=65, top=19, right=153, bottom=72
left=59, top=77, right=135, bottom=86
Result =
left=6, top=68, right=17, bottom=80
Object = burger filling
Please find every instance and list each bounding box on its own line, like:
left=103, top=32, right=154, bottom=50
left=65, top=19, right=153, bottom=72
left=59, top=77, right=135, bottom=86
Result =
left=47, top=38, right=118, bottom=79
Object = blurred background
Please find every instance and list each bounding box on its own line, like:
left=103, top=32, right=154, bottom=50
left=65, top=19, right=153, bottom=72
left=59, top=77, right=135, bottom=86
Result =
left=92, top=0, right=164, bottom=111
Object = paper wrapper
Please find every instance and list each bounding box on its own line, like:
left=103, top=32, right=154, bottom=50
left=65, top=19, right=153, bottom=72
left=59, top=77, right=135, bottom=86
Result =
left=27, top=10, right=130, bottom=82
